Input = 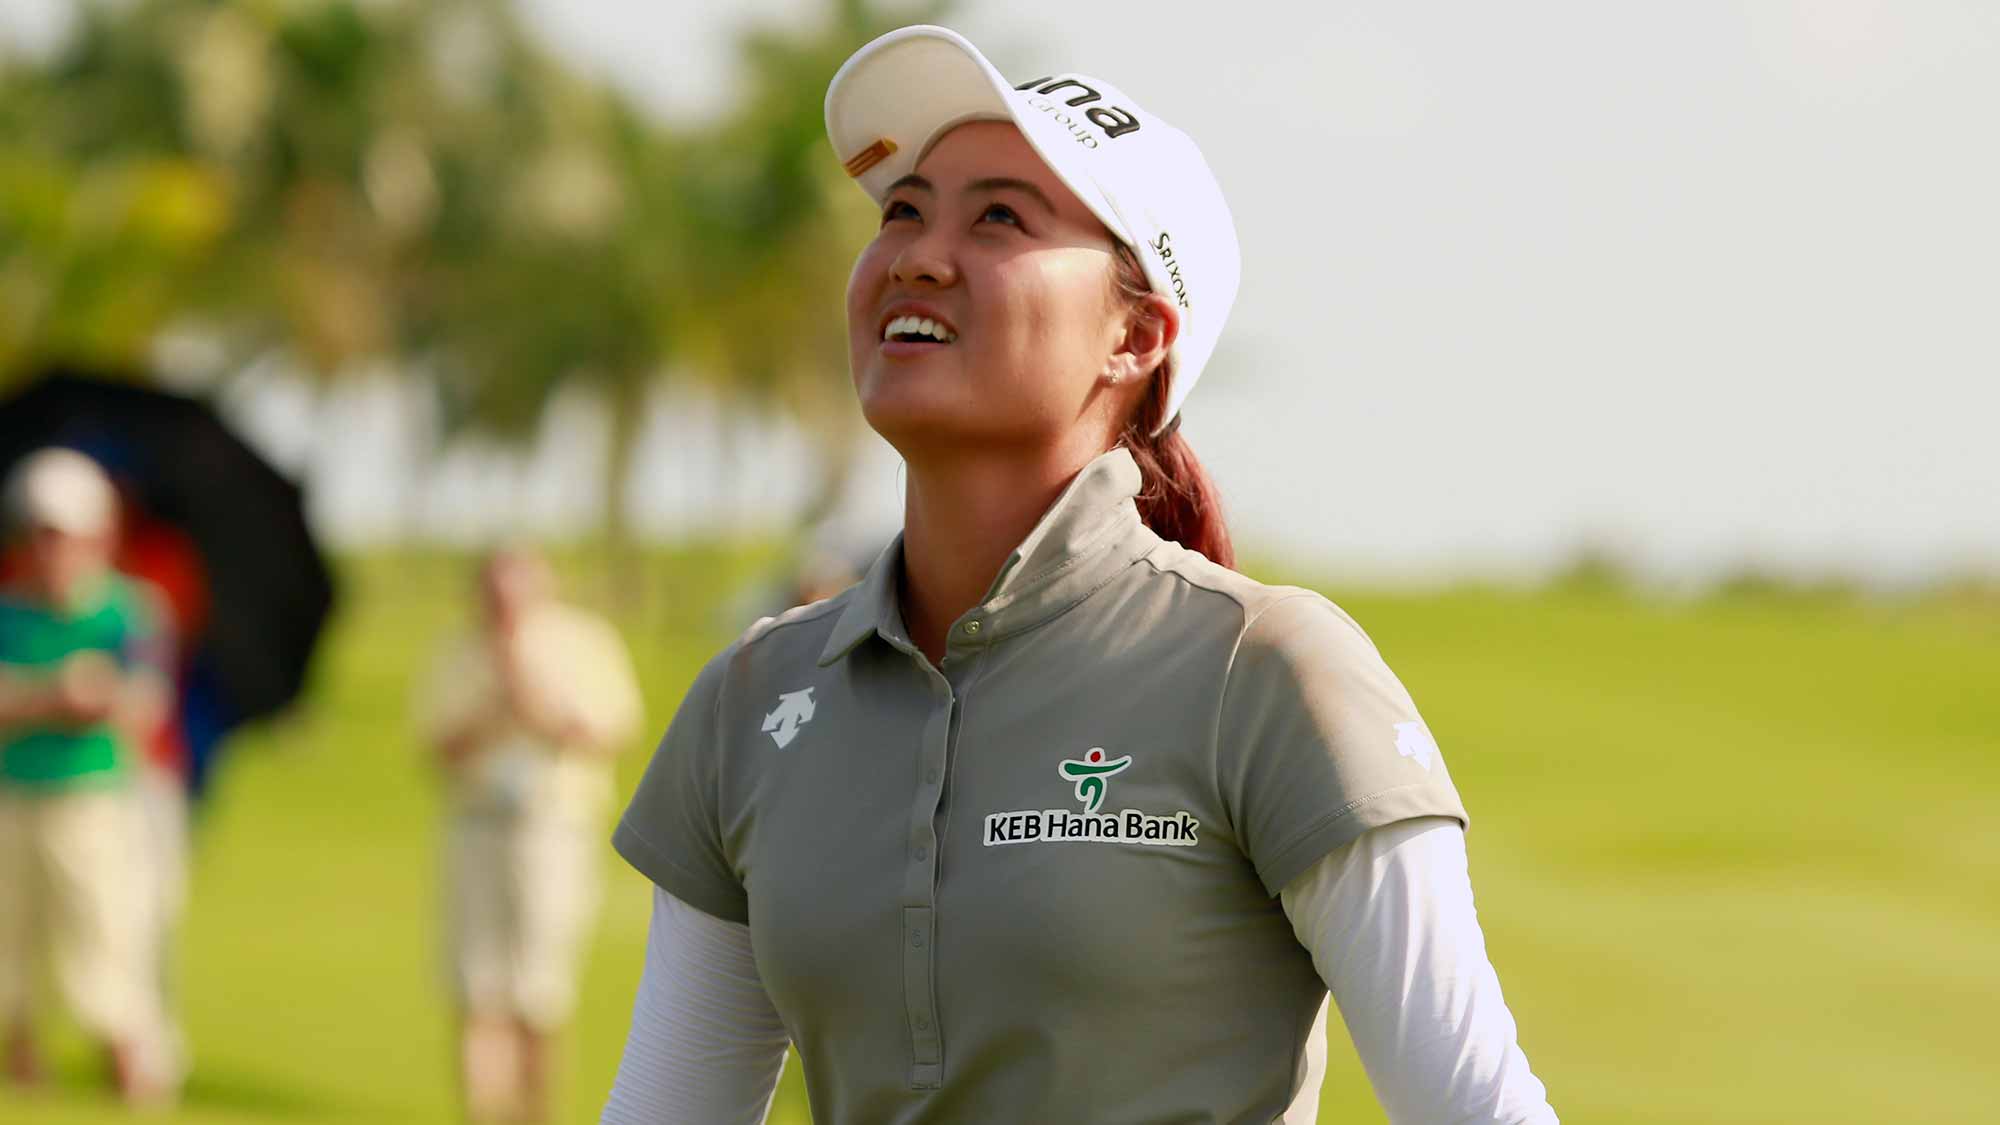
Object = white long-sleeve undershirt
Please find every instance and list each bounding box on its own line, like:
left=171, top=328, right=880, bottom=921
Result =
left=1281, top=817, right=1558, bottom=1124
left=599, top=875, right=790, bottom=1125
left=601, top=818, right=1558, bottom=1124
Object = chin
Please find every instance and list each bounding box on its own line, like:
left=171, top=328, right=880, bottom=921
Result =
left=860, top=393, right=972, bottom=453
left=858, top=385, right=1032, bottom=457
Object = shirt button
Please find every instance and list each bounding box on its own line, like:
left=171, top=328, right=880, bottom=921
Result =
left=925, top=768, right=941, bottom=784
left=916, top=1016, right=931, bottom=1030
left=911, top=930, right=925, bottom=948
left=914, top=846, right=929, bottom=861
left=962, top=619, right=982, bottom=636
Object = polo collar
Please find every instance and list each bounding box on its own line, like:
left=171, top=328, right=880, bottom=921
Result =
left=819, top=535, right=911, bottom=665
left=818, top=447, right=1154, bottom=666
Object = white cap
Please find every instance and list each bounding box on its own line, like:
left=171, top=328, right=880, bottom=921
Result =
left=6, top=447, right=118, bottom=537
left=826, top=25, right=1241, bottom=433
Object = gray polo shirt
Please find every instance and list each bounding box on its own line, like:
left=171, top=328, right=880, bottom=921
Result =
left=614, top=446, right=1468, bottom=1123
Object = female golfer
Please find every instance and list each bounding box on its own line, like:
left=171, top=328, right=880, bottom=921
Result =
left=605, top=25, right=1557, bottom=1124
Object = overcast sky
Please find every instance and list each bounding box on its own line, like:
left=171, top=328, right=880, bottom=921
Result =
left=7, top=1, right=1996, bottom=584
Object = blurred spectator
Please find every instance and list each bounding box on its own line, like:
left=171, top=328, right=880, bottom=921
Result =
left=790, top=550, right=863, bottom=607
left=0, top=448, right=180, bottom=1107
left=417, top=546, right=643, bottom=1125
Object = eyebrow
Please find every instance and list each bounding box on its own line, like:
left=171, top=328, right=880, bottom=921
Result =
left=965, top=177, right=1057, bottom=214
left=882, top=173, right=1058, bottom=214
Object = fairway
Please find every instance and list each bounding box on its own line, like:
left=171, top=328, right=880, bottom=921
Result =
left=5, top=551, right=1995, bottom=1124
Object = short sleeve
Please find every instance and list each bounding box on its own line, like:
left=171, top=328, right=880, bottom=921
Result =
left=1219, top=594, right=1469, bottom=896
left=519, top=606, right=645, bottom=748
left=117, top=578, right=175, bottom=679
left=612, top=645, right=748, bottom=924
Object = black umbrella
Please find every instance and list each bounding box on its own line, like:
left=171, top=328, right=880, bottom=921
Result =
left=0, top=367, right=337, bottom=792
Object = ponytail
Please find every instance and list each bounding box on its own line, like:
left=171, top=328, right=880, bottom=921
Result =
left=1111, top=244, right=1236, bottom=570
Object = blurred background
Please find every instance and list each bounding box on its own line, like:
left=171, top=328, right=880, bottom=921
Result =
left=0, top=1, right=1994, bottom=1123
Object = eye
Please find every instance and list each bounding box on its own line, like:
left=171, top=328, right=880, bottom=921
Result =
left=979, top=203, right=1022, bottom=227
left=881, top=199, right=921, bottom=225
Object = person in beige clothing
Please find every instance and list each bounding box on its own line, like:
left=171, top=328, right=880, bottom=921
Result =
left=420, top=547, right=642, bottom=1125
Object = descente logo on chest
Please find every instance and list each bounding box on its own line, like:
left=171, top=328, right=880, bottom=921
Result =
left=982, top=748, right=1200, bottom=849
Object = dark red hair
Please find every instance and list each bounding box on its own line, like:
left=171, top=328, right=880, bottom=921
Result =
left=1111, top=244, right=1235, bottom=570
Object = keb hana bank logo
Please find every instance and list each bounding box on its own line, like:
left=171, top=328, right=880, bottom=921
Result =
left=1059, top=746, right=1130, bottom=812
left=982, top=748, right=1199, bottom=849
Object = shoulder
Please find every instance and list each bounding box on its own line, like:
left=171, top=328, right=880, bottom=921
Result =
left=684, top=587, right=857, bottom=711
left=1136, top=539, right=1382, bottom=667
left=97, top=574, right=168, bottom=635
left=130, top=575, right=174, bottom=626
left=532, top=601, right=634, bottom=658
left=735, top=587, right=853, bottom=654
left=537, top=601, right=611, bottom=637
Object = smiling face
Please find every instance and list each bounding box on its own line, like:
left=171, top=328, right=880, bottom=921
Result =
left=845, top=121, right=1160, bottom=458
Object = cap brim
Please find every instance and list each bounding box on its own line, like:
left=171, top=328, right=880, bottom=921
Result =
left=824, top=26, right=1133, bottom=246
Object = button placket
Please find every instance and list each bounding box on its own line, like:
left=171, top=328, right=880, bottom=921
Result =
left=900, top=672, right=952, bottom=1089
left=903, top=688, right=951, bottom=897
left=898, top=646, right=983, bottom=1090
left=901, top=905, right=941, bottom=1082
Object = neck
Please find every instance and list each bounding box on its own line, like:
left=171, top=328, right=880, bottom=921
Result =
left=898, top=442, right=1104, bottom=664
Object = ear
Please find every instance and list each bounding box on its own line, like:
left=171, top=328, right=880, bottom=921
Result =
left=1104, top=292, right=1180, bottom=385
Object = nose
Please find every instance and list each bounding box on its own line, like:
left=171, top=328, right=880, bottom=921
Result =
left=889, top=227, right=957, bottom=289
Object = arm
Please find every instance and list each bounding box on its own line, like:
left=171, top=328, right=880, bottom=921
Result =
left=1281, top=817, right=1559, bottom=1125
left=495, top=633, right=587, bottom=746
left=108, top=664, right=170, bottom=746
left=434, top=701, right=511, bottom=771
left=109, top=581, right=175, bottom=746
left=601, top=886, right=791, bottom=1125
left=0, top=654, right=155, bottom=734
left=0, top=666, right=64, bottom=726
left=417, top=637, right=508, bottom=772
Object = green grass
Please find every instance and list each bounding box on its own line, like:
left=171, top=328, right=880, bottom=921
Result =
left=6, top=551, right=1996, bottom=1123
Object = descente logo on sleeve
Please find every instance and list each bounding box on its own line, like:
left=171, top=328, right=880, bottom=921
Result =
left=983, top=749, right=1199, bottom=849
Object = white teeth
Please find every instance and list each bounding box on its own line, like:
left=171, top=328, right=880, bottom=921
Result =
left=882, top=314, right=957, bottom=343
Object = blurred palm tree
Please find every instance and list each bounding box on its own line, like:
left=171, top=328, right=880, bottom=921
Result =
left=662, top=0, right=937, bottom=531
left=0, top=0, right=942, bottom=540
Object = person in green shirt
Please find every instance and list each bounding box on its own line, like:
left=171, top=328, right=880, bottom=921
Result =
left=0, top=447, right=176, bottom=1107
